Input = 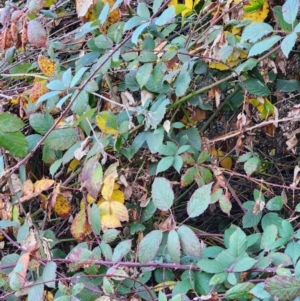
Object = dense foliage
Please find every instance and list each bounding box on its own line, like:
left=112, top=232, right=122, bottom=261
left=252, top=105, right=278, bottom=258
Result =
left=2, top=0, right=300, bottom=300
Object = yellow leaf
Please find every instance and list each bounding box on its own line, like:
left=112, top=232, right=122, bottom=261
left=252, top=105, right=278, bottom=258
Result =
left=110, top=201, right=129, bottom=222
left=210, top=148, right=232, bottom=170
left=38, top=55, right=56, bottom=77
left=30, top=79, right=49, bottom=103
left=34, top=179, right=54, bottom=194
left=54, top=195, right=71, bottom=219
left=87, top=194, right=96, bottom=204
left=185, top=0, right=193, bottom=10
left=95, top=111, right=118, bottom=135
left=23, top=179, right=34, bottom=196
left=104, top=162, right=119, bottom=179
left=100, top=0, right=121, bottom=33
left=153, top=281, right=177, bottom=292
left=110, top=189, right=124, bottom=203
left=249, top=97, right=274, bottom=119
left=99, top=200, right=111, bottom=215
left=67, top=158, right=80, bottom=173
left=243, top=0, right=269, bottom=23
left=102, top=173, right=115, bottom=200
left=101, top=214, right=121, bottom=228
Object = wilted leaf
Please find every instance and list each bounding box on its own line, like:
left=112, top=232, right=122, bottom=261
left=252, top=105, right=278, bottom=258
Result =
left=34, top=179, right=54, bottom=194
left=9, top=253, right=30, bottom=291
left=28, top=0, right=44, bottom=14
left=79, top=156, right=103, bottom=199
left=27, top=20, right=47, bottom=47
left=30, top=80, right=49, bottom=103
left=95, top=111, right=118, bottom=135
left=70, top=201, right=92, bottom=242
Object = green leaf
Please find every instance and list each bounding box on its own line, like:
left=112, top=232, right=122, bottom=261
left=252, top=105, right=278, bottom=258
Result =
left=90, top=203, right=101, bottom=235
left=177, top=225, right=201, bottom=257
left=167, top=230, right=181, bottom=263
left=187, top=182, right=212, bottom=218
left=285, top=241, right=300, bottom=264
left=102, top=229, right=120, bottom=243
left=124, top=16, right=147, bottom=31
left=155, top=6, right=176, bottom=26
left=248, top=35, right=281, bottom=57
left=132, top=22, right=150, bottom=45
left=62, top=68, right=73, bottom=88
left=250, top=282, right=272, bottom=299
left=156, top=156, right=174, bottom=174
left=37, top=90, right=61, bottom=104
left=100, top=241, right=113, bottom=260
left=219, top=194, right=232, bottom=216
left=261, top=224, right=278, bottom=251
left=99, top=3, right=109, bottom=25
left=112, top=240, right=132, bottom=263
left=242, top=202, right=263, bottom=228
left=209, top=272, right=228, bottom=285
left=158, top=291, right=168, bottom=301
left=225, top=282, right=255, bottom=300
left=137, top=2, right=150, bottom=18
left=141, top=201, right=156, bottom=222
left=136, top=63, right=153, bottom=87
left=173, top=155, right=183, bottom=173
left=241, top=22, right=273, bottom=43
left=70, top=67, right=88, bottom=88
left=0, top=113, right=25, bottom=132
left=174, top=71, right=191, bottom=96
left=158, top=141, right=178, bottom=156
left=44, top=128, right=77, bottom=151
left=261, top=212, right=283, bottom=230
left=49, top=158, right=62, bottom=177
left=42, top=262, right=56, bottom=288
left=281, top=32, right=297, bottom=57
left=266, top=196, right=284, bottom=211
left=94, top=34, right=113, bottom=49
left=265, top=275, right=300, bottom=301
left=153, top=0, right=163, bottom=13
left=228, top=227, right=247, bottom=258
left=29, top=113, right=54, bottom=135
left=47, top=79, right=65, bottom=91
left=244, top=156, right=261, bottom=176
left=276, top=79, right=300, bottom=92
left=244, top=79, right=270, bottom=96
left=197, top=258, right=224, bottom=273
left=71, top=90, right=89, bottom=115
left=0, top=130, right=28, bottom=158
left=28, top=283, right=44, bottom=301
left=233, top=257, right=257, bottom=272
left=282, top=0, right=298, bottom=24
left=273, top=6, right=295, bottom=32
left=138, top=230, right=163, bottom=263
left=235, top=58, right=257, bottom=74
left=151, top=177, right=174, bottom=210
